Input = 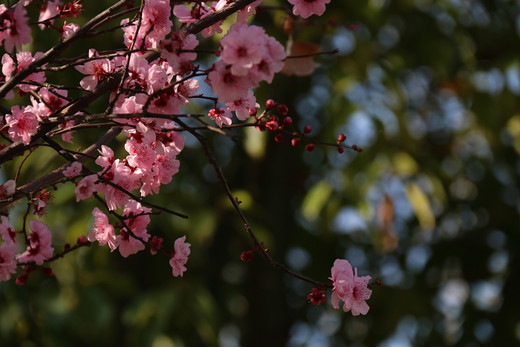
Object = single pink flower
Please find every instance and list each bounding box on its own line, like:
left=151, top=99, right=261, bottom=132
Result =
left=226, top=90, right=259, bottom=121
left=116, top=200, right=151, bottom=257
left=330, top=259, right=372, bottom=316
left=0, top=3, right=32, bottom=52
left=0, top=180, right=16, bottom=200
left=0, top=217, right=17, bottom=269
left=38, top=0, right=61, bottom=30
left=59, top=119, right=76, bottom=143
left=30, top=88, right=68, bottom=119
left=250, top=35, right=286, bottom=83
left=140, top=0, right=172, bottom=47
left=221, top=24, right=267, bottom=76
left=113, top=94, right=146, bottom=116
left=149, top=236, right=163, bottom=255
left=75, top=174, right=98, bottom=201
left=208, top=108, right=233, bottom=128
left=96, top=160, right=142, bottom=210
left=145, top=63, right=168, bottom=94
left=0, top=216, right=17, bottom=246
left=237, top=0, right=263, bottom=23
left=2, top=51, right=46, bottom=93
left=5, top=105, right=40, bottom=145
left=75, top=49, right=113, bottom=90
left=17, top=220, right=54, bottom=265
left=88, top=207, right=117, bottom=251
left=160, top=32, right=198, bottom=75
left=206, top=60, right=253, bottom=103
left=287, top=0, right=331, bottom=19
left=60, top=21, right=80, bottom=39
left=169, top=235, right=190, bottom=277
left=63, top=161, right=82, bottom=178
left=95, top=145, right=115, bottom=168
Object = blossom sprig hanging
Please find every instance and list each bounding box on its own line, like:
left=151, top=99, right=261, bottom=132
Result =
left=0, top=0, right=378, bottom=316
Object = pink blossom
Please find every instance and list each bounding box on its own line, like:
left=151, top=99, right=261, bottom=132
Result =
left=288, top=0, right=331, bottom=19
left=169, top=235, right=190, bottom=277
left=121, top=0, right=172, bottom=49
left=237, top=0, right=263, bottom=22
left=146, top=63, right=168, bottom=94
left=32, top=189, right=51, bottom=216
left=253, top=36, right=286, bottom=83
left=330, top=259, right=372, bottom=316
left=17, top=220, right=54, bottom=266
left=95, top=145, right=115, bottom=168
left=209, top=108, right=233, bottom=128
left=113, top=94, right=146, bottom=116
left=147, top=90, right=182, bottom=115
left=221, top=24, right=267, bottom=76
left=0, top=244, right=17, bottom=281
left=96, top=160, right=142, bottom=210
left=116, top=200, right=151, bottom=257
left=2, top=51, right=46, bottom=93
left=124, top=122, right=157, bottom=171
left=38, top=0, right=61, bottom=30
left=5, top=105, right=40, bottom=145
left=88, top=207, right=117, bottom=251
left=61, top=21, right=80, bottom=39
left=59, top=119, right=76, bottom=143
left=63, top=161, right=82, bottom=178
left=75, top=49, right=113, bottom=90
left=206, top=60, right=253, bottom=103
left=163, top=130, right=184, bottom=155
left=174, top=77, right=199, bottom=105
left=125, top=53, right=150, bottom=90
left=160, top=32, right=198, bottom=75
left=0, top=216, right=18, bottom=281
left=0, top=3, right=32, bottom=52
left=156, top=147, right=180, bottom=182
left=140, top=0, right=172, bottom=47
left=31, top=88, right=68, bottom=118
left=0, top=5, right=6, bottom=39
left=75, top=174, right=98, bottom=202
left=0, top=180, right=16, bottom=200
left=226, top=90, right=259, bottom=121
left=0, top=216, right=17, bottom=246
left=149, top=236, right=163, bottom=255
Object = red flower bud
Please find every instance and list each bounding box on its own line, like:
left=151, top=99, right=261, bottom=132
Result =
left=266, top=99, right=275, bottom=110
left=240, top=250, right=253, bottom=262
left=277, top=104, right=289, bottom=115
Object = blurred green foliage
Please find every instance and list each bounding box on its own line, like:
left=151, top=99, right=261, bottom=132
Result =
left=1, top=0, right=520, bottom=346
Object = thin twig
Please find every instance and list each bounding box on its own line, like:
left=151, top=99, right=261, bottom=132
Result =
left=175, top=118, right=329, bottom=287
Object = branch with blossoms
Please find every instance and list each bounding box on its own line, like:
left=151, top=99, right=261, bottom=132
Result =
left=0, top=0, right=376, bottom=316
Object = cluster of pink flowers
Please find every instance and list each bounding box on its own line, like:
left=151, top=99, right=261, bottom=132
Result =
left=0, top=216, right=18, bottom=281
left=0, top=216, right=55, bottom=281
left=0, top=0, right=353, bottom=300
left=205, top=23, right=285, bottom=127
left=330, top=259, right=372, bottom=316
